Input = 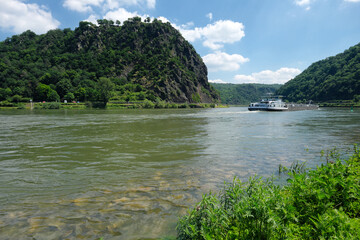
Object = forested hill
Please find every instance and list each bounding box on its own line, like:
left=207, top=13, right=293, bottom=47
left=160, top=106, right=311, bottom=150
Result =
left=276, top=42, right=360, bottom=102
left=0, top=17, right=219, bottom=103
left=211, top=83, right=282, bottom=105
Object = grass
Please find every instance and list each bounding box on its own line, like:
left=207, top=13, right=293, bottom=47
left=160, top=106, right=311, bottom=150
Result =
left=176, top=146, right=360, bottom=239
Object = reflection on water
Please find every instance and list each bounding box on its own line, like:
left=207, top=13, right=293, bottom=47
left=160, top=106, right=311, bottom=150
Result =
left=0, top=107, right=359, bottom=239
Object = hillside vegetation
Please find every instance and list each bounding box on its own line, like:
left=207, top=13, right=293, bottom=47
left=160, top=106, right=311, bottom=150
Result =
left=211, top=83, right=282, bottom=105
left=277, top=42, right=360, bottom=103
left=0, top=17, right=219, bottom=105
left=177, top=147, right=360, bottom=239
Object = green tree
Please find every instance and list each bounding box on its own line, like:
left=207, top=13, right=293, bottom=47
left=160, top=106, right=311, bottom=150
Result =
left=56, top=78, right=73, bottom=98
left=96, top=77, right=115, bottom=105
left=11, top=94, right=23, bottom=103
left=35, top=83, right=60, bottom=102
left=0, top=88, right=12, bottom=101
left=75, top=87, right=87, bottom=101
left=64, top=92, right=75, bottom=101
left=354, top=94, right=360, bottom=102
left=47, top=89, right=60, bottom=102
left=35, top=83, right=50, bottom=101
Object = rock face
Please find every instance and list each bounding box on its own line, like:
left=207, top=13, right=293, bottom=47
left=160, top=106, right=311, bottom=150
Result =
left=0, top=17, right=220, bottom=103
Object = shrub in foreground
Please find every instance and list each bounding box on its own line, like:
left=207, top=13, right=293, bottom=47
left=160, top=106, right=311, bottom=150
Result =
left=177, top=146, right=360, bottom=239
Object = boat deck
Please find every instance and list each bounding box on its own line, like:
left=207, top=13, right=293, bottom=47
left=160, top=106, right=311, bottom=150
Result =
left=286, top=104, right=319, bottom=111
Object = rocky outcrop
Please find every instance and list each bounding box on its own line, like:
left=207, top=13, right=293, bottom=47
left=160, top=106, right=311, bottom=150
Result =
left=0, top=17, right=220, bottom=103
left=73, top=18, right=219, bottom=103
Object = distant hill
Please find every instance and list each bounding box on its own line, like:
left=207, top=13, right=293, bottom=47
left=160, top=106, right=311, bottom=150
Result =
left=0, top=17, right=219, bottom=104
left=211, top=83, right=282, bottom=105
left=277, top=42, right=360, bottom=102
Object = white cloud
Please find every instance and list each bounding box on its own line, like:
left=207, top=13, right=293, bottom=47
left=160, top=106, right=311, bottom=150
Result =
left=206, top=12, right=213, bottom=21
left=103, top=8, right=149, bottom=23
left=63, top=0, right=103, bottom=12
left=295, top=0, right=311, bottom=6
left=155, top=17, right=202, bottom=42
left=103, top=0, right=120, bottom=10
left=83, top=8, right=151, bottom=24
left=180, top=21, right=194, bottom=29
left=63, top=0, right=156, bottom=12
left=233, top=74, right=256, bottom=83
left=146, top=0, right=155, bottom=8
left=0, top=0, right=60, bottom=34
left=157, top=16, right=171, bottom=23
left=234, top=68, right=301, bottom=84
left=209, top=79, right=228, bottom=84
left=202, top=20, right=245, bottom=49
left=202, top=51, right=249, bottom=72
left=84, top=14, right=100, bottom=24
left=294, top=0, right=312, bottom=10
left=177, top=27, right=201, bottom=42
left=294, top=0, right=360, bottom=9
left=175, top=20, right=245, bottom=50
left=144, top=18, right=245, bottom=50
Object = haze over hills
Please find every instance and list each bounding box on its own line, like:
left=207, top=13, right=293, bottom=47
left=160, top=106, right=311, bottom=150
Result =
left=0, top=17, right=219, bottom=104
left=211, top=83, right=282, bottom=105
left=276, top=42, right=360, bottom=103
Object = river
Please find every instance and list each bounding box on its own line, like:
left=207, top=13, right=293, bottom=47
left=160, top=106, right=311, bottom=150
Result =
left=0, top=107, right=359, bottom=239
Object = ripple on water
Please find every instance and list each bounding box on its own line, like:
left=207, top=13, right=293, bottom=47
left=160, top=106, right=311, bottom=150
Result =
left=0, top=108, right=359, bottom=238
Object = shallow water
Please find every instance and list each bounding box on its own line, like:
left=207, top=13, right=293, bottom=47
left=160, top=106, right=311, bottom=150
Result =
left=0, top=107, right=359, bottom=239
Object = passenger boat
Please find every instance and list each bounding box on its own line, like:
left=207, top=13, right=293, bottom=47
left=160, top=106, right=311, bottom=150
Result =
left=248, top=96, right=288, bottom=111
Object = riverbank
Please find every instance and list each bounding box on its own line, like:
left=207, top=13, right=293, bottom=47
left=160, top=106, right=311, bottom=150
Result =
left=176, top=146, right=360, bottom=239
left=319, top=100, right=360, bottom=108
left=0, top=100, right=227, bottom=110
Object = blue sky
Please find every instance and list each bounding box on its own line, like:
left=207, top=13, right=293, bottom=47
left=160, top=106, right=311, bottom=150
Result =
left=1, top=0, right=360, bottom=84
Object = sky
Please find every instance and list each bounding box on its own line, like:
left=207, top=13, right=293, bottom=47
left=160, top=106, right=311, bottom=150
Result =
left=0, top=0, right=360, bottom=84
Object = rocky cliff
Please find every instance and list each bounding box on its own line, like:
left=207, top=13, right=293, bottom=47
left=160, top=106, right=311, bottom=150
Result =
left=0, top=17, right=220, bottom=103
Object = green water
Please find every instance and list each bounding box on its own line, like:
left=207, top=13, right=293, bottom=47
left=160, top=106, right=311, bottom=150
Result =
left=0, top=107, right=359, bottom=239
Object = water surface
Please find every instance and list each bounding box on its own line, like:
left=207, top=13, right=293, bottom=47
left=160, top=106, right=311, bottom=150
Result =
left=0, top=107, right=359, bottom=239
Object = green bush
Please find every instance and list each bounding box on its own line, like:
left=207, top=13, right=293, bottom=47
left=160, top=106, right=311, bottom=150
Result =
left=141, top=99, right=155, bottom=109
left=127, top=104, right=141, bottom=109
left=177, top=146, right=360, bottom=239
left=40, top=102, right=61, bottom=109
left=189, top=103, right=201, bottom=108
left=17, top=103, right=26, bottom=109
left=155, top=99, right=167, bottom=108
left=169, top=103, right=178, bottom=108
left=192, top=93, right=201, bottom=103
left=178, top=103, right=189, bottom=108
left=0, top=100, right=16, bottom=107
left=11, top=94, right=23, bottom=103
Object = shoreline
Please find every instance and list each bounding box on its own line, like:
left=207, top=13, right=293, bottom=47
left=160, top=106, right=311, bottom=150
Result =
left=0, top=101, right=228, bottom=110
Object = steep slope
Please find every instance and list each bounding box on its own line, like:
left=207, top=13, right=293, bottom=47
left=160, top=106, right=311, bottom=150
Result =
left=277, top=43, right=360, bottom=102
left=211, top=83, right=282, bottom=105
left=0, top=17, right=219, bottom=103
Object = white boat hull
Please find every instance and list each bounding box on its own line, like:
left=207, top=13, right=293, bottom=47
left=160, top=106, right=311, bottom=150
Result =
left=248, top=96, right=288, bottom=111
left=248, top=106, right=288, bottom=111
